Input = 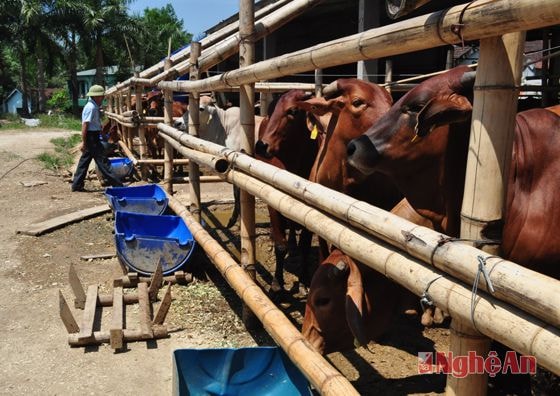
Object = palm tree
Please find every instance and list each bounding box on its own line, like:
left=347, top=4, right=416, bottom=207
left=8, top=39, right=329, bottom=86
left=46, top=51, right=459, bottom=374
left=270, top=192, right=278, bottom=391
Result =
left=81, top=0, right=134, bottom=86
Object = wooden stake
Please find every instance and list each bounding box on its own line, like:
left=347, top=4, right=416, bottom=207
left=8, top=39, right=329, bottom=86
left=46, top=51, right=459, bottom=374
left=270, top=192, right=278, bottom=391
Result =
left=59, top=291, right=79, bottom=334
left=69, top=264, right=86, bottom=309
left=78, top=285, right=98, bottom=341
left=153, top=284, right=172, bottom=325
left=148, top=261, right=164, bottom=301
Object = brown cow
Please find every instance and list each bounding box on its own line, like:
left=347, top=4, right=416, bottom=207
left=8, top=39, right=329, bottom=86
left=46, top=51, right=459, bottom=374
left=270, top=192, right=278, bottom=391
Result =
left=347, top=65, right=560, bottom=279
left=255, top=90, right=323, bottom=294
left=346, top=66, right=560, bottom=392
left=301, top=79, right=402, bottom=259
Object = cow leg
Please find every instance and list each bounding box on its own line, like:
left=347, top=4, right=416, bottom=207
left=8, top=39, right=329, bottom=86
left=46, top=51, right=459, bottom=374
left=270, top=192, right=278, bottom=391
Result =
left=297, top=228, right=314, bottom=296
left=226, top=185, right=240, bottom=228
left=268, top=207, right=287, bottom=295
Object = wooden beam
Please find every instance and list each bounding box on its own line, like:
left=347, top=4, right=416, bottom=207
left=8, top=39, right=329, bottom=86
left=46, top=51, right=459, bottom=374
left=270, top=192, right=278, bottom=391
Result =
left=148, top=261, right=163, bottom=301
left=110, top=286, right=124, bottom=350
left=17, top=205, right=110, bottom=236
left=137, top=282, right=153, bottom=338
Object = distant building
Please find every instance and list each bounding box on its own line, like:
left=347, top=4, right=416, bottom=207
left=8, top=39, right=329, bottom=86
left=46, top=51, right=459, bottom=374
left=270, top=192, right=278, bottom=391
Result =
left=2, top=88, right=32, bottom=115
left=73, top=66, right=120, bottom=107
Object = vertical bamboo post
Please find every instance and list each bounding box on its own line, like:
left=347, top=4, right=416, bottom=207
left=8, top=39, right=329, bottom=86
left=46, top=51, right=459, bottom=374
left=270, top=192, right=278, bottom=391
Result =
left=134, top=75, right=147, bottom=160
left=239, top=0, right=258, bottom=328
left=188, top=42, right=202, bottom=222
left=450, top=32, right=526, bottom=396
left=314, top=69, right=323, bottom=97
left=163, top=58, right=174, bottom=194
left=384, top=59, right=393, bottom=95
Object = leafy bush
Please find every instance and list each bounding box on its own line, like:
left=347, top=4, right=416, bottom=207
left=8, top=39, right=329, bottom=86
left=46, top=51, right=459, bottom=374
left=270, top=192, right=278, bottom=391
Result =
left=46, top=89, right=72, bottom=113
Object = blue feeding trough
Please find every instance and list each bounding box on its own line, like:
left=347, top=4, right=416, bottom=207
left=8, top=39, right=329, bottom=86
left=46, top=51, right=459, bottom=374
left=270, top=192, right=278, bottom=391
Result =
left=172, top=347, right=312, bottom=396
left=105, top=184, right=168, bottom=215
left=108, top=157, right=134, bottom=180
left=114, top=211, right=196, bottom=275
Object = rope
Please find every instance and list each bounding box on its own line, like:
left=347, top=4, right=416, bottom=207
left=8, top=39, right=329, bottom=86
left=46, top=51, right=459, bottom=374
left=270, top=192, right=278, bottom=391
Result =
left=430, top=235, right=500, bottom=266
left=0, top=158, right=35, bottom=181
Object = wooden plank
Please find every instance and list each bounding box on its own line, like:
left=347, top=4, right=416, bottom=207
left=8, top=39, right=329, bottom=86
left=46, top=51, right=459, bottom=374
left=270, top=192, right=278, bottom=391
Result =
left=153, top=284, right=172, bottom=325
left=137, top=282, right=153, bottom=337
left=16, top=204, right=111, bottom=236
left=59, top=290, right=79, bottom=334
left=69, top=264, right=86, bottom=309
left=80, top=253, right=116, bottom=261
left=78, top=285, right=98, bottom=341
left=147, top=261, right=163, bottom=301
left=110, top=287, right=124, bottom=350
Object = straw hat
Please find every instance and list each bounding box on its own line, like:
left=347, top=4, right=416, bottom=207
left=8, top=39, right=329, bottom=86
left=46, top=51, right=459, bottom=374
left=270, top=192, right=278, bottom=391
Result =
left=87, top=85, right=105, bottom=97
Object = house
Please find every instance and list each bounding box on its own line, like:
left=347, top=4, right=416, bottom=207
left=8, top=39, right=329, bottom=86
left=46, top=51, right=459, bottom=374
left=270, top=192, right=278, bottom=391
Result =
left=73, top=66, right=119, bottom=107
left=2, top=88, right=32, bottom=115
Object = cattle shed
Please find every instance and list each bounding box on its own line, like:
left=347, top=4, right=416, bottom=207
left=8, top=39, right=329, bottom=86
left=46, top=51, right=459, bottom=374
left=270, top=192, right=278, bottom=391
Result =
left=101, top=0, right=560, bottom=395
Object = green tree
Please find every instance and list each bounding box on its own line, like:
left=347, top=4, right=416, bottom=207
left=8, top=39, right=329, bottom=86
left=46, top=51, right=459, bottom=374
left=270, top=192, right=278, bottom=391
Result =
left=131, top=5, right=192, bottom=70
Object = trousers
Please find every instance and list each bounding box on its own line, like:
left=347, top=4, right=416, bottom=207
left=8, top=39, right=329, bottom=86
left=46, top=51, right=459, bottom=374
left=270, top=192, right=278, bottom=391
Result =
left=71, top=132, right=123, bottom=190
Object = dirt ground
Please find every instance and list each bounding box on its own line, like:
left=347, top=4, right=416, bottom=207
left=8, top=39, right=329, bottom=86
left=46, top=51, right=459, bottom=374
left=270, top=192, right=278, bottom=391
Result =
left=0, top=127, right=454, bottom=395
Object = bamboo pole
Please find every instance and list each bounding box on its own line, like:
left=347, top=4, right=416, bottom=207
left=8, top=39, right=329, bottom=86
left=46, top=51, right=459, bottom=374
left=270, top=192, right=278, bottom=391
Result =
left=103, top=0, right=324, bottom=96
left=239, top=0, right=258, bottom=329
left=188, top=42, right=202, bottom=222
left=160, top=0, right=560, bottom=94
left=220, top=167, right=560, bottom=376
left=449, top=32, right=526, bottom=396
left=163, top=58, right=174, bottom=194
left=117, top=141, right=139, bottom=166
left=384, top=59, right=393, bottom=95
left=157, top=124, right=560, bottom=328
left=137, top=159, right=190, bottom=165
left=134, top=80, right=148, bottom=161
left=166, top=195, right=359, bottom=396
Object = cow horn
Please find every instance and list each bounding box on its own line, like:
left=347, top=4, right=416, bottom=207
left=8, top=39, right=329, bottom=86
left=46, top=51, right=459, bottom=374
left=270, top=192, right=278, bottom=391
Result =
left=460, top=71, right=476, bottom=89
left=328, top=260, right=349, bottom=279
left=322, top=80, right=340, bottom=99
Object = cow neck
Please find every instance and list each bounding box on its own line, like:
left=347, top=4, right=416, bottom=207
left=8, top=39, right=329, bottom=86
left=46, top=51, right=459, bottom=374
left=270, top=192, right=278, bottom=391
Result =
left=277, top=119, right=318, bottom=179
left=391, top=121, right=471, bottom=235
left=310, top=114, right=349, bottom=191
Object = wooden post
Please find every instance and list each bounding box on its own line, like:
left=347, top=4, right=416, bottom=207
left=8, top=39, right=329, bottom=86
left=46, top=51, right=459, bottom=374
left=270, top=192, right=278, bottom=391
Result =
left=384, top=59, right=393, bottom=95
left=188, top=42, right=202, bottom=222
left=314, top=69, right=323, bottom=97
left=163, top=58, right=174, bottom=194
left=451, top=32, right=526, bottom=396
left=239, top=0, right=258, bottom=329
left=134, top=78, right=147, bottom=160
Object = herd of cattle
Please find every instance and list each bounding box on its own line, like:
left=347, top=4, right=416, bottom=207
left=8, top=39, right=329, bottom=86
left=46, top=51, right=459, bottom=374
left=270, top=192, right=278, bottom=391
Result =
left=109, top=66, right=560, bottom=361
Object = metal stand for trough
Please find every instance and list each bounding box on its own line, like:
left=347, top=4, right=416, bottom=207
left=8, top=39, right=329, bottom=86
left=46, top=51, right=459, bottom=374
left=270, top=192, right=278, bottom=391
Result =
left=59, top=263, right=172, bottom=349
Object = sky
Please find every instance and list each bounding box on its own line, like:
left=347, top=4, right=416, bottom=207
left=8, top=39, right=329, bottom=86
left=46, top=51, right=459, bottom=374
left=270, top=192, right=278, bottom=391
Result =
left=128, top=0, right=241, bottom=38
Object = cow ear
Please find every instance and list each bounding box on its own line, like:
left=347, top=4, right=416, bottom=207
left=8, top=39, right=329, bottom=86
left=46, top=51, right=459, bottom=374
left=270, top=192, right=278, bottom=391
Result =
left=344, top=257, right=369, bottom=348
left=415, top=95, right=472, bottom=138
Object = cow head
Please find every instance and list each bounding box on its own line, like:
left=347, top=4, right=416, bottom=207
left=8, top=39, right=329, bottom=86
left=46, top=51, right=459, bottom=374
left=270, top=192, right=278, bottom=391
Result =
left=347, top=66, right=475, bottom=176
left=255, top=90, right=312, bottom=158
left=147, top=90, right=164, bottom=116
left=303, top=78, right=393, bottom=145
left=303, top=249, right=405, bottom=354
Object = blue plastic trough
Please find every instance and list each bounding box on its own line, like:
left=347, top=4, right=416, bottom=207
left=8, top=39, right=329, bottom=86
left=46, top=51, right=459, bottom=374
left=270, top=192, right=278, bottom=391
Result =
left=105, top=184, right=168, bottom=215
left=172, top=347, right=312, bottom=396
left=109, top=157, right=134, bottom=179
left=114, top=211, right=196, bottom=275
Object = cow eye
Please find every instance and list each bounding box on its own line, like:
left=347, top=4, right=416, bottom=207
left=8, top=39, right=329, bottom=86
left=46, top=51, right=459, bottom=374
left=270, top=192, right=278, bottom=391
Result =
left=286, top=108, right=299, bottom=117
left=314, top=296, right=330, bottom=307
left=351, top=98, right=364, bottom=107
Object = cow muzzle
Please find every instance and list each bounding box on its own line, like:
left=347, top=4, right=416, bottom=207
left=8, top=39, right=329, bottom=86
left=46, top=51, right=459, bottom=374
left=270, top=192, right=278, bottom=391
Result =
left=255, top=140, right=273, bottom=159
left=346, top=135, right=381, bottom=175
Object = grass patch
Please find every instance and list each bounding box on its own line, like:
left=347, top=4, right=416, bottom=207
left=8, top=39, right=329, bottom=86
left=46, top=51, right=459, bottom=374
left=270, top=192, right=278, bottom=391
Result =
left=0, top=113, right=81, bottom=131
left=37, top=133, right=81, bottom=171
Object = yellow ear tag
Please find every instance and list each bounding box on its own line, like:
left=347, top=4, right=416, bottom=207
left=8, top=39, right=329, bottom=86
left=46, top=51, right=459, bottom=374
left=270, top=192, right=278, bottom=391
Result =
left=310, top=125, right=319, bottom=140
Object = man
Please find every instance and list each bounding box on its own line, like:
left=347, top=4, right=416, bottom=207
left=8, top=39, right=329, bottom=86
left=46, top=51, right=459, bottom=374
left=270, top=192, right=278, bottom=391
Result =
left=71, top=85, right=123, bottom=192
